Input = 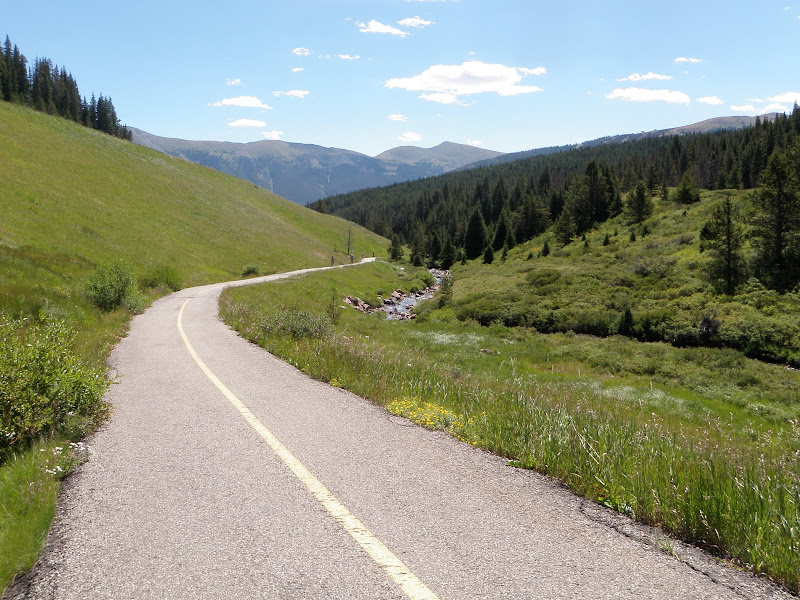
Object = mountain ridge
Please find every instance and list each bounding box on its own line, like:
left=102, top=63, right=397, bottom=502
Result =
left=130, top=128, right=504, bottom=205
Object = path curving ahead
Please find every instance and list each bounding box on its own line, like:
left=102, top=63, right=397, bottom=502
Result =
left=19, top=261, right=790, bottom=600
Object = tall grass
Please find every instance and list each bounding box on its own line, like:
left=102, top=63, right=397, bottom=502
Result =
left=220, top=263, right=800, bottom=593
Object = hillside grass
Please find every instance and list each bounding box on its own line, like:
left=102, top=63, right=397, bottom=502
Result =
left=220, top=258, right=800, bottom=593
left=452, top=189, right=800, bottom=367
left=0, top=100, right=388, bottom=593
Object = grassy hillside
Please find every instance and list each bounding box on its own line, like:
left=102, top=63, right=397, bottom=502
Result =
left=1, top=101, right=386, bottom=345
left=0, top=101, right=386, bottom=592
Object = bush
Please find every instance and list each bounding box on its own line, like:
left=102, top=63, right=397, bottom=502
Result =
left=241, top=264, right=260, bottom=278
left=84, top=259, right=137, bottom=312
left=0, top=317, right=109, bottom=462
left=526, top=268, right=561, bottom=287
left=140, top=265, right=182, bottom=291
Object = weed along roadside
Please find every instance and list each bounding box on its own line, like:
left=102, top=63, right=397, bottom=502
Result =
left=220, top=259, right=800, bottom=595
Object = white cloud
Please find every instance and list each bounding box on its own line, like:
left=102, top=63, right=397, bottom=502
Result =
left=617, top=72, right=671, bottom=82
left=765, top=102, right=790, bottom=113
left=357, top=20, right=408, bottom=36
left=210, top=96, right=272, bottom=109
left=292, top=47, right=312, bottom=56
left=398, top=132, right=422, bottom=142
left=386, top=61, right=544, bottom=103
left=675, top=57, right=703, bottom=63
left=387, top=114, right=408, bottom=121
left=697, top=96, right=724, bottom=105
left=605, top=87, right=691, bottom=104
left=273, top=90, right=310, bottom=99
left=292, top=67, right=304, bottom=72
left=226, top=78, right=241, bottom=86
left=518, top=66, right=547, bottom=76
left=229, top=119, right=266, bottom=127
left=731, top=104, right=759, bottom=113
left=769, top=91, right=800, bottom=104
left=420, top=92, right=466, bottom=105
left=339, top=54, right=361, bottom=60
left=398, top=16, right=434, bottom=27
left=263, top=130, right=284, bottom=140
left=466, top=140, right=483, bottom=146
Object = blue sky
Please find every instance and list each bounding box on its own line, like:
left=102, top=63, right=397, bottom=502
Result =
left=4, top=1, right=800, bottom=156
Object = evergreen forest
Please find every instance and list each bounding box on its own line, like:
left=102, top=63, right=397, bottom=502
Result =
left=314, top=107, right=800, bottom=294
left=0, top=35, right=130, bottom=139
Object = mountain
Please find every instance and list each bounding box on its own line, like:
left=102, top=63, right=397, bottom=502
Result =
left=130, top=128, right=504, bottom=206
left=462, top=114, right=780, bottom=170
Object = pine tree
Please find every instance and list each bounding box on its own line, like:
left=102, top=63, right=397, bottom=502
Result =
left=464, top=208, right=487, bottom=260
left=700, top=197, right=745, bottom=294
left=389, top=234, right=404, bottom=261
left=492, top=210, right=513, bottom=251
left=625, top=180, right=652, bottom=224
left=671, top=173, right=701, bottom=204
left=553, top=208, right=576, bottom=246
left=751, top=148, right=800, bottom=290
left=440, top=237, right=456, bottom=270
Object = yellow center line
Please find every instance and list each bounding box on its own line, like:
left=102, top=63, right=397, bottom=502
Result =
left=177, top=293, right=440, bottom=600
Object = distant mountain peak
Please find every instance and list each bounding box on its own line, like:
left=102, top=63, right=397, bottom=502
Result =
left=131, top=129, right=504, bottom=205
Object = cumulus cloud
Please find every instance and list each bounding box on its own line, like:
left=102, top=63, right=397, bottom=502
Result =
left=518, top=66, right=547, bottom=76
left=769, top=91, right=800, bottom=104
left=357, top=20, right=408, bottom=36
left=339, top=54, right=361, bottom=60
left=210, top=96, right=272, bottom=109
left=605, top=87, right=690, bottom=104
left=731, top=104, right=759, bottom=113
left=675, top=57, right=703, bottom=63
left=618, top=72, right=671, bottom=82
left=293, top=67, right=304, bottom=72
left=466, top=140, right=483, bottom=146
left=386, top=61, right=545, bottom=104
left=387, top=114, right=408, bottom=121
left=398, top=16, right=434, bottom=27
left=398, top=132, right=422, bottom=142
left=273, top=90, right=310, bottom=99
left=292, top=47, right=312, bottom=56
left=263, top=130, right=284, bottom=140
left=419, top=92, right=465, bottom=105
left=229, top=119, right=266, bottom=127
left=226, top=78, right=241, bottom=86
left=697, top=96, right=724, bottom=105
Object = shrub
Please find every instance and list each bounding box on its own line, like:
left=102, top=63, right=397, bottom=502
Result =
left=141, top=265, right=182, bottom=291
left=526, top=268, right=561, bottom=287
left=241, top=264, right=260, bottom=278
left=84, top=259, right=137, bottom=312
left=0, top=317, right=109, bottom=462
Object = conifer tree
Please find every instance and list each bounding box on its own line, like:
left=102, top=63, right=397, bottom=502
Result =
left=464, top=208, right=487, bottom=260
left=700, top=197, right=745, bottom=294
left=671, top=173, right=701, bottom=204
left=625, top=180, right=652, bottom=224
left=751, top=148, right=800, bottom=290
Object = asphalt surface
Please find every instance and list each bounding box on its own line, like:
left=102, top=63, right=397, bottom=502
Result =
left=17, top=262, right=793, bottom=599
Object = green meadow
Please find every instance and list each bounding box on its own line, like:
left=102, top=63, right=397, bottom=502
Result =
left=220, top=248, right=800, bottom=592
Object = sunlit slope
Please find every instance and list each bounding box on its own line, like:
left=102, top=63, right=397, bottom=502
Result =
left=0, top=102, right=386, bottom=295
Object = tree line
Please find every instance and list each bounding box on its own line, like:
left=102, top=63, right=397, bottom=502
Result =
left=0, top=34, right=131, bottom=140
left=314, top=107, right=800, bottom=293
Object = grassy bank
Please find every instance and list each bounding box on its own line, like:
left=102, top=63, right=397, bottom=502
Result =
left=220, top=260, right=800, bottom=593
left=0, top=100, right=388, bottom=593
